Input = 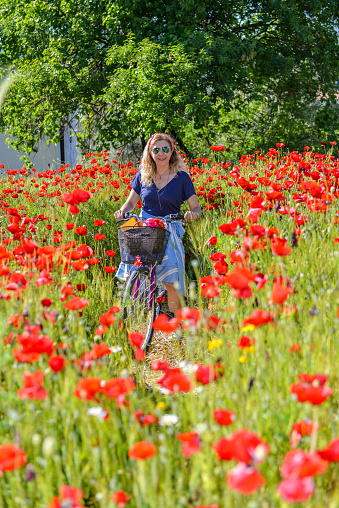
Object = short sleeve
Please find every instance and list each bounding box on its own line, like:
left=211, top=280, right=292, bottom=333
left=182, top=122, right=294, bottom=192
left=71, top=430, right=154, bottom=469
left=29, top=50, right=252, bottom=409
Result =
left=131, top=171, right=142, bottom=195
left=182, top=171, right=196, bottom=202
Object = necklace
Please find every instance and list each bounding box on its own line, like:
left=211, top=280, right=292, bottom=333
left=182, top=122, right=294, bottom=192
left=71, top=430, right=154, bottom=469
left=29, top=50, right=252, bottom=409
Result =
left=154, top=171, right=171, bottom=211
left=155, top=169, right=170, bottom=187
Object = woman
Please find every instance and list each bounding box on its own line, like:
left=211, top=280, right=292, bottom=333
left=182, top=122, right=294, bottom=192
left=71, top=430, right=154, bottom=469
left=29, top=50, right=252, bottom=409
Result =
left=115, top=133, right=202, bottom=315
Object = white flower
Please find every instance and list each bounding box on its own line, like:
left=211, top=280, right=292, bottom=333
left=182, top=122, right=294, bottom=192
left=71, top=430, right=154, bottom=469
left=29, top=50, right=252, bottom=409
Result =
left=109, top=345, right=122, bottom=353
left=87, top=407, right=109, bottom=422
left=159, top=414, right=179, bottom=426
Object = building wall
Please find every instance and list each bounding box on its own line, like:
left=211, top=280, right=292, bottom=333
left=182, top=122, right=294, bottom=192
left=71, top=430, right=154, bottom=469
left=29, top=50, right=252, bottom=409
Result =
left=0, top=125, right=81, bottom=174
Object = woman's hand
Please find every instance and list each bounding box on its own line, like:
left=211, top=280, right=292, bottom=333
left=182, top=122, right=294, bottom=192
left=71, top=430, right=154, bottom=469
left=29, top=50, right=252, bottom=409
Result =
left=184, top=210, right=199, bottom=222
left=114, top=209, right=125, bottom=221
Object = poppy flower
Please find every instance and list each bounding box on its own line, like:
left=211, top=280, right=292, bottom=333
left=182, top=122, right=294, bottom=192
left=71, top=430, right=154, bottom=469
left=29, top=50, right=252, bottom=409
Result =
left=0, top=444, right=27, bottom=472
left=111, top=490, right=132, bottom=507
left=128, top=332, right=144, bottom=347
left=242, top=309, right=273, bottom=327
left=271, top=237, right=292, bottom=256
left=76, top=284, right=86, bottom=291
left=66, top=223, right=75, bottom=230
left=281, top=450, right=328, bottom=478
left=48, top=355, right=67, bottom=373
left=212, top=429, right=269, bottom=464
left=227, top=463, right=265, bottom=495
left=48, top=485, right=84, bottom=508
left=271, top=280, right=293, bottom=304
left=94, top=220, right=106, bottom=226
left=290, top=420, right=318, bottom=447
left=317, top=438, right=339, bottom=462
left=74, top=377, right=102, bottom=401
left=194, top=362, right=224, bottom=385
left=106, top=250, right=116, bottom=257
left=194, top=505, right=218, bottom=508
left=158, top=368, right=193, bottom=393
left=277, top=476, right=315, bottom=503
left=213, top=409, right=236, bottom=426
left=290, top=382, right=332, bottom=405
left=75, top=226, right=87, bottom=236
left=100, top=313, right=117, bottom=327
left=41, top=298, right=53, bottom=307
left=102, top=377, right=135, bottom=399
left=177, top=431, right=201, bottom=457
left=128, top=441, right=156, bottom=460
left=64, top=297, right=89, bottom=311
left=133, top=410, right=157, bottom=426
left=17, top=370, right=49, bottom=400
left=95, top=233, right=106, bottom=241
left=207, top=236, right=218, bottom=246
left=152, top=314, right=180, bottom=333
left=104, top=266, right=117, bottom=273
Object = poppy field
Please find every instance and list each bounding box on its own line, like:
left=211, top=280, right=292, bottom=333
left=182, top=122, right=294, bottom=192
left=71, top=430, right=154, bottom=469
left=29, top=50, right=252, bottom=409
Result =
left=0, top=144, right=339, bottom=507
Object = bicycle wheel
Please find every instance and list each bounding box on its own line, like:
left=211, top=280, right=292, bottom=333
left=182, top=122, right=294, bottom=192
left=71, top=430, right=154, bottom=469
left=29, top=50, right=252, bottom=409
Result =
left=121, top=268, right=157, bottom=351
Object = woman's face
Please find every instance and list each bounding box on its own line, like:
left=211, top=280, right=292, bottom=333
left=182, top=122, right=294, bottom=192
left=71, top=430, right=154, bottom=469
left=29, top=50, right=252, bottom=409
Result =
left=150, top=139, right=172, bottom=169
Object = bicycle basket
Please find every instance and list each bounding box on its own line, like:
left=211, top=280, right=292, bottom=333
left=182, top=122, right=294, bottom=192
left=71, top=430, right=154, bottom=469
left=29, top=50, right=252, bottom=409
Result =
left=118, top=226, right=170, bottom=264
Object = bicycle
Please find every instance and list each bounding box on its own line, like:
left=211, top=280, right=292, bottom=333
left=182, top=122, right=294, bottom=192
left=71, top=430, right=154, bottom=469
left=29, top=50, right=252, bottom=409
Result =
left=117, top=212, right=185, bottom=351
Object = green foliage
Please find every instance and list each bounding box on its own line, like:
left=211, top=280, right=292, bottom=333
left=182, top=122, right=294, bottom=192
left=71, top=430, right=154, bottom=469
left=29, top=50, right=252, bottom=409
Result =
left=0, top=0, right=339, bottom=156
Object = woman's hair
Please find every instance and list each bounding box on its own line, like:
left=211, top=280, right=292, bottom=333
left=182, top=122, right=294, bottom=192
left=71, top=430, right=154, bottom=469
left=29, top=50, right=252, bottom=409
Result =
left=140, top=133, right=185, bottom=187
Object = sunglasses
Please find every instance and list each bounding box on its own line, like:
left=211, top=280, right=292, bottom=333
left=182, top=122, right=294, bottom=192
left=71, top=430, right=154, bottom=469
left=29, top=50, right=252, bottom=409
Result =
left=152, top=146, right=171, bottom=154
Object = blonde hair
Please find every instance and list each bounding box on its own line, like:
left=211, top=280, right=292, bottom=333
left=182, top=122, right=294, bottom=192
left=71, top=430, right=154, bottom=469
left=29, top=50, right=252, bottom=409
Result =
left=140, top=133, right=185, bottom=187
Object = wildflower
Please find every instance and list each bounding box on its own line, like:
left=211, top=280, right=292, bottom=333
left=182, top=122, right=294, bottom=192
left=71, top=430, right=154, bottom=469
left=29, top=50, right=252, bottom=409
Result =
left=158, top=414, right=179, bottom=425
left=111, top=490, right=131, bottom=507
left=177, top=431, right=201, bottom=457
left=17, top=370, right=48, bottom=400
left=48, top=355, right=66, bottom=373
left=317, top=438, right=339, bottom=462
left=0, top=444, right=27, bottom=472
left=213, top=409, right=236, bottom=426
left=128, top=441, right=156, bottom=460
left=227, top=463, right=265, bottom=495
left=64, top=297, right=89, bottom=311
left=208, top=338, right=223, bottom=351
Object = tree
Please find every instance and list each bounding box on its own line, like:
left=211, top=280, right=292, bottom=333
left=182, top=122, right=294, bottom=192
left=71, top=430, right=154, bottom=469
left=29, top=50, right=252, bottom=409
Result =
left=0, top=0, right=339, bottom=158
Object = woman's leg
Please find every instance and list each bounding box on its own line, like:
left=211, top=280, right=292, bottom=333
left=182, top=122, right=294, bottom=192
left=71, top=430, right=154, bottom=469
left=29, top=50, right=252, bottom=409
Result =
left=165, top=283, right=182, bottom=316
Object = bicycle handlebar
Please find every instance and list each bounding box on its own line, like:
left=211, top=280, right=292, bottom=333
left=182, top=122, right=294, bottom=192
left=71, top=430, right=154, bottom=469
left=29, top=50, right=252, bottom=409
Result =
left=118, top=212, right=185, bottom=223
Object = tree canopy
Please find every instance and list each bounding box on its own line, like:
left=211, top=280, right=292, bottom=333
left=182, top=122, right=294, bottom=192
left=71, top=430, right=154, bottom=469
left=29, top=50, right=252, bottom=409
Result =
left=0, top=0, right=339, bottom=158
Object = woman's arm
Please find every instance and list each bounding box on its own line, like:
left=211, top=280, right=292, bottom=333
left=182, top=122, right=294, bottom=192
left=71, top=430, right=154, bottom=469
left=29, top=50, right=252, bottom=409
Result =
left=114, top=189, right=140, bottom=221
left=185, top=194, right=203, bottom=222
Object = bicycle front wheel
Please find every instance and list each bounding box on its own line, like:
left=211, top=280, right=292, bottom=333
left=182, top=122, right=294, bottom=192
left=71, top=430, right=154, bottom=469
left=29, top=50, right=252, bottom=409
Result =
left=121, top=268, right=157, bottom=351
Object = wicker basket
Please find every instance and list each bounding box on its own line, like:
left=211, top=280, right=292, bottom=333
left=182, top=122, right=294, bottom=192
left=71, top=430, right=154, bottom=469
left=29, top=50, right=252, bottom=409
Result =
left=118, top=225, right=170, bottom=264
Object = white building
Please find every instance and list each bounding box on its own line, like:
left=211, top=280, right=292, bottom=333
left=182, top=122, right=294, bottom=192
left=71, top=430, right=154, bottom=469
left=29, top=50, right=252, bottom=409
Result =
left=0, top=123, right=80, bottom=174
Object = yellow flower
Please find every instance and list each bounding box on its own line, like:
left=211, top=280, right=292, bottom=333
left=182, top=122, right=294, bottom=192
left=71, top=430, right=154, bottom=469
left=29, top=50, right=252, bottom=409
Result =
left=241, top=324, right=255, bottom=332
left=239, top=355, right=249, bottom=363
left=243, top=346, right=257, bottom=354
left=156, top=402, right=166, bottom=410
left=208, top=338, right=223, bottom=351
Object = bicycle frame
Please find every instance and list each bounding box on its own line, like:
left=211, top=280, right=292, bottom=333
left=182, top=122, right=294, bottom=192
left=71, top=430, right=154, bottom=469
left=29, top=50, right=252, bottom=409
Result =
left=132, top=265, right=156, bottom=311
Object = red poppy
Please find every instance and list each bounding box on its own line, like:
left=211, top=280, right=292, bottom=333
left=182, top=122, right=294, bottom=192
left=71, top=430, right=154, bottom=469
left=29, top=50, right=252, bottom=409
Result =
left=41, top=298, right=53, bottom=307
left=281, top=450, right=328, bottom=478
left=158, top=368, right=193, bottom=393
left=66, top=223, right=75, bottom=230
left=290, top=382, right=332, bottom=405
left=152, top=314, right=180, bottom=333
left=100, top=312, right=117, bottom=327
left=133, top=410, right=157, bottom=426
left=0, top=444, right=27, bottom=472
left=290, top=420, right=318, bottom=447
left=75, top=226, right=87, bottom=236
left=94, top=220, right=106, bottom=226
left=64, top=297, right=89, bottom=311
left=271, top=280, right=293, bottom=304
left=106, top=250, right=116, bottom=257
left=227, top=463, right=265, bottom=495
left=102, top=377, right=135, bottom=399
left=104, top=266, right=117, bottom=273
left=277, top=477, right=315, bottom=503
left=48, top=355, right=67, bottom=373
left=74, top=377, right=102, bottom=401
left=242, top=309, right=273, bottom=327
left=95, top=233, right=106, bottom=241
left=212, top=429, right=269, bottom=464
left=194, top=362, right=224, bottom=385
left=271, top=237, right=292, bottom=256
left=213, top=409, right=236, bottom=426
left=76, top=284, right=86, bottom=291
left=48, top=485, right=84, bottom=508
left=297, top=373, right=328, bottom=385
left=17, top=370, right=48, bottom=400
left=111, top=490, right=132, bottom=507
left=237, top=336, right=255, bottom=349
left=177, top=431, right=201, bottom=457
left=128, top=332, right=144, bottom=347
left=128, top=441, right=156, bottom=460
left=317, top=438, right=339, bottom=462
left=207, top=236, right=218, bottom=246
